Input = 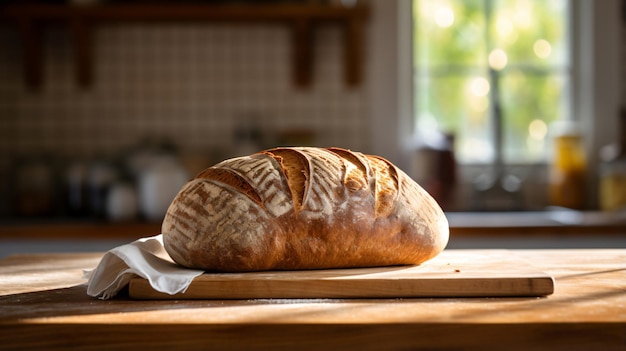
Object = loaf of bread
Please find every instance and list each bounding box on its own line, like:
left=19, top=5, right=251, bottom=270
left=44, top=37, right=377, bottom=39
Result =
left=162, top=147, right=448, bottom=272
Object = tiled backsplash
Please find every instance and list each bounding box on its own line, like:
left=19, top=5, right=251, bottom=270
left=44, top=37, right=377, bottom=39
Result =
left=0, top=22, right=369, bottom=165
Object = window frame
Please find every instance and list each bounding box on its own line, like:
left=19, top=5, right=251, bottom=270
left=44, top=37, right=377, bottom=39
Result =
left=412, top=0, right=574, bottom=165
left=367, top=0, right=622, bottom=210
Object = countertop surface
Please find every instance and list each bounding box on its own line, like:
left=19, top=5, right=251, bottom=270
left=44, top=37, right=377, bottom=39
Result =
left=2, top=211, right=625, bottom=259
left=1, top=249, right=625, bottom=350
left=2, top=210, right=625, bottom=240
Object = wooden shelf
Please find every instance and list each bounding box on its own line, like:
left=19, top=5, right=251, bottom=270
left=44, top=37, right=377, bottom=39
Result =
left=0, top=2, right=369, bottom=89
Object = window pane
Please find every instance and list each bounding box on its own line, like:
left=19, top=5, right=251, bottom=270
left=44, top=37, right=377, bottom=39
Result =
left=414, top=0, right=487, bottom=67
left=500, top=72, right=569, bottom=163
left=413, top=0, right=570, bottom=164
left=490, top=0, right=569, bottom=67
left=416, top=74, right=492, bottom=163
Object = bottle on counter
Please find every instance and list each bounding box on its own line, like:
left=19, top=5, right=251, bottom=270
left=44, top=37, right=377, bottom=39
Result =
left=123, top=138, right=187, bottom=222
left=87, top=157, right=119, bottom=219
left=138, top=152, right=188, bottom=222
left=12, top=155, right=57, bottom=217
left=64, top=159, right=89, bottom=217
left=410, top=129, right=457, bottom=210
left=548, top=121, right=587, bottom=210
left=231, top=113, right=266, bottom=158
left=599, top=109, right=626, bottom=211
left=106, top=179, right=138, bottom=222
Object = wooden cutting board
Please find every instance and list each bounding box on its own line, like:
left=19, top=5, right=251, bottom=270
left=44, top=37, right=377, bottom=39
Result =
left=128, top=249, right=555, bottom=299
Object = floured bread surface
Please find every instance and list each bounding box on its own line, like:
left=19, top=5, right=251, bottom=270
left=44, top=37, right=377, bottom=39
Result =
left=162, top=147, right=449, bottom=272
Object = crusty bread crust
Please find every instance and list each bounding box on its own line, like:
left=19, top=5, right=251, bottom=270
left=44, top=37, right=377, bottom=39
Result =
left=162, top=147, right=449, bottom=272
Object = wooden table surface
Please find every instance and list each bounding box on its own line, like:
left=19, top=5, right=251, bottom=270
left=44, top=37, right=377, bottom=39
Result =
left=0, top=249, right=625, bottom=350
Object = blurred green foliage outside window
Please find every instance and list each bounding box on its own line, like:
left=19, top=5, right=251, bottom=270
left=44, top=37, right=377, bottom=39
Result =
left=413, top=0, right=570, bottom=164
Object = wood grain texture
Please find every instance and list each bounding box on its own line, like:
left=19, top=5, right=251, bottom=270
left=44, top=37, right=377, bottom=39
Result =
left=128, top=250, right=555, bottom=299
left=1, top=249, right=625, bottom=351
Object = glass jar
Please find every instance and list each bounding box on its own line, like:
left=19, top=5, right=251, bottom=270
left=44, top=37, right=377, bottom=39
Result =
left=599, top=160, right=626, bottom=211
left=549, top=122, right=587, bottom=209
left=599, top=109, right=626, bottom=211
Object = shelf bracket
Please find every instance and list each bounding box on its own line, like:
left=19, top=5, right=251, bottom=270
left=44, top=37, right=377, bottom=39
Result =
left=17, top=16, right=42, bottom=90
left=292, top=18, right=314, bottom=88
left=70, top=16, right=92, bottom=87
left=344, top=13, right=365, bottom=86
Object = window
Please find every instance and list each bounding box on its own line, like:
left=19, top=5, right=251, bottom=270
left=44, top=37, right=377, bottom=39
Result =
left=413, top=0, right=571, bottom=164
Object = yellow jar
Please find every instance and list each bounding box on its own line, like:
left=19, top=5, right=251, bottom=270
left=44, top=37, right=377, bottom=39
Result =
left=549, top=129, right=587, bottom=209
left=600, top=160, right=626, bottom=211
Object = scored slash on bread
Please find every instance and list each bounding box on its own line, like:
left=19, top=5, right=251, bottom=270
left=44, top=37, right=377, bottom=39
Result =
left=162, top=147, right=449, bottom=272
left=261, top=148, right=311, bottom=213
left=195, top=167, right=264, bottom=207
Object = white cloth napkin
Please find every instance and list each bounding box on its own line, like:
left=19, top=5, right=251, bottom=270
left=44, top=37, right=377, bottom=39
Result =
left=85, top=234, right=204, bottom=300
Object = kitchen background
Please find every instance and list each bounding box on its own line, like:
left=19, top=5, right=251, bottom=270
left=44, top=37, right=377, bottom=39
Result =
left=0, top=1, right=624, bottom=223
left=0, top=1, right=372, bottom=222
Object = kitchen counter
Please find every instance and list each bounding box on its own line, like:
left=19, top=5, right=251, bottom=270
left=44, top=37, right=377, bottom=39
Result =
left=1, top=249, right=625, bottom=350
left=2, top=210, right=625, bottom=240
left=447, top=210, right=626, bottom=234
left=2, top=211, right=625, bottom=259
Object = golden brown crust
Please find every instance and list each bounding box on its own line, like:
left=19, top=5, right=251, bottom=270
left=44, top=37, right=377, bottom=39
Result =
left=366, top=155, right=399, bottom=218
left=196, top=167, right=263, bottom=207
left=162, top=147, right=449, bottom=272
left=261, top=148, right=310, bottom=213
